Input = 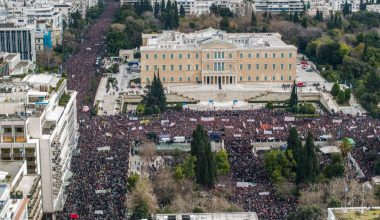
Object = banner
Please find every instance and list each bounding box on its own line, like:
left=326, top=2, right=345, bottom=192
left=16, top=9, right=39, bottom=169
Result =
left=284, top=117, right=295, bottom=122
left=201, top=117, right=214, bottom=122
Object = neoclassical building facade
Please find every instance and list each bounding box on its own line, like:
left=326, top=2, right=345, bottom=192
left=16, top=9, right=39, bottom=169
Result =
left=140, top=28, right=297, bottom=86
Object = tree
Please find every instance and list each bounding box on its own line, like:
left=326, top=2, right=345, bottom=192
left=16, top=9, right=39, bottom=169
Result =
left=210, top=3, right=218, bottom=14
left=182, top=156, right=196, bottom=179
left=287, top=127, right=301, bottom=162
left=129, top=178, right=157, bottom=220
left=127, top=173, right=140, bottom=192
left=173, top=166, right=184, bottom=181
left=215, top=149, right=230, bottom=176
left=359, top=0, right=367, bottom=10
left=344, top=88, right=351, bottom=101
left=264, top=150, right=295, bottom=183
left=337, top=90, right=346, bottom=104
left=191, top=125, right=216, bottom=188
left=219, top=16, right=230, bottom=31
left=142, top=71, right=167, bottom=113
left=293, top=12, right=300, bottom=23
left=288, top=206, right=323, bottom=220
left=251, top=11, right=257, bottom=27
left=339, top=138, right=352, bottom=159
left=343, top=0, right=351, bottom=15
left=289, top=13, right=293, bottom=22
left=296, top=132, right=319, bottom=184
left=173, top=1, right=179, bottom=28
left=154, top=0, right=159, bottom=16
left=131, top=199, right=150, bottom=220
left=179, top=4, right=185, bottom=17
left=289, top=81, right=298, bottom=107
left=375, top=185, right=380, bottom=205
left=301, top=17, right=308, bottom=28
left=376, top=160, right=380, bottom=175
left=331, top=83, right=341, bottom=96
left=323, top=154, right=345, bottom=178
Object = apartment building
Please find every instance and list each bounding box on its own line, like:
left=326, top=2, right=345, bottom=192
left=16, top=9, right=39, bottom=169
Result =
left=0, top=52, right=35, bottom=77
left=254, top=0, right=305, bottom=12
left=0, top=161, right=42, bottom=220
left=329, top=0, right=360, bottom=12
left=0, top=73, right=78, bottom=218
left=0, top=24, right=36, bottom=61
left=175, top=0, right=249, bottom=16
left=140, top=28, right=297, bottom=86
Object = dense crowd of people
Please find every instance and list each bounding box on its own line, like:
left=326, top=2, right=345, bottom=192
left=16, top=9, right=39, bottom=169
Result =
left=125, top=109, right=380, bottom=219
left=63, top=116, right=130, bottom=219
left=65, top=1, right=118, bottom=110
left=58, top=1, right=380, bottom=219
left=59, top=1, right=131, bottom=219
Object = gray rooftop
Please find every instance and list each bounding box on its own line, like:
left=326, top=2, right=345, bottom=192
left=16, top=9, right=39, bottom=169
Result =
left=16, top=175, right=40, bottom=196
left=0, top=161, right=24, bottom=183
left=142, top=28, right=296, bottom=51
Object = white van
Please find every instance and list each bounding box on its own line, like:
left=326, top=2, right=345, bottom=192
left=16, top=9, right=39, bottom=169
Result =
left=159, top=137, right=171, bottom=143
left=173, top=136, right=186, bottom=143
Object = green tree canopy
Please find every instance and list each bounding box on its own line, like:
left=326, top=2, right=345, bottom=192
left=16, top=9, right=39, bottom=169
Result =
left=191, top=125, right=216, bottom=188
left=331, top=83, right=341, bottom=96
left=289, top=81, right=298, bottom=107
left=216, top=149, right=230, bottom=176
left=296, top=132, right=319, bottom=184
left=142, top=72, right=167, bottom=114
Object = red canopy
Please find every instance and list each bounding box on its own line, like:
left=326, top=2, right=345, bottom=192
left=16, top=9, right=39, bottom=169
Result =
left=70, top=213, right=79, bottom=219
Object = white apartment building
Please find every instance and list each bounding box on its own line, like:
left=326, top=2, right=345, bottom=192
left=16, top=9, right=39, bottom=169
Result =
left=330, top=0, right=360, bottom=12
left=254, top=0, right=305, bottom=12
left=0, top=2, right=64, bottom=55
left=0, top=73, right=79, bottom=219
left=367, top=4, right=380, bottom=12
left=176, top=0, right=250, bottom=16
left=0, top=52, right=35, bottom=77
left=0, top=24, right=36, bottom=61
left=0, top=161, right=42, bottom=220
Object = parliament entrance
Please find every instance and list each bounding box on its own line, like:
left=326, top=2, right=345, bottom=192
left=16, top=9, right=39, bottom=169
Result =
left=202, top=75, right=237, bottom=85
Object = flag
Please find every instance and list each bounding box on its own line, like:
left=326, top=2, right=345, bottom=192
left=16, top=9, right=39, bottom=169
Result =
left=70, top=213, right=79, bottom=219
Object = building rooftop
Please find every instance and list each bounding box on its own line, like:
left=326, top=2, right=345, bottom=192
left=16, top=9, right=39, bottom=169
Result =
left=142, top=27, right=296, bottom=51
left=16, top=175, right=40, bottom=196
left=0, top=161, right=24, bottom=184
left=328, top=207, right=380, bottom=220
left=23, top=74, right=57, bottom=86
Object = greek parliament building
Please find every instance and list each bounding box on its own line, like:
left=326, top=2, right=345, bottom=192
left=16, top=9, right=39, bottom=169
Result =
left=140, top=28, right=297, bottom=86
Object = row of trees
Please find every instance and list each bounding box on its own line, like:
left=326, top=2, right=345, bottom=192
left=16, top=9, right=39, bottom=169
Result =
left=153, top=0, right=180, bottom=29
left=265, top=127, right=352, bottom=185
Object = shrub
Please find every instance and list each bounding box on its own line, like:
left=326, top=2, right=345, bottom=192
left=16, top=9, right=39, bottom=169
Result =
left=266, top=102, right=274, bottom=109
left=374, top=159, right=380, bottom=175
left=331, top=83, right=340, bottom=96
left=144, top=107, right=153, bottom=115
left=174, top=102, right=183, bottom=111
left=337, top=90, right=346, bottom=104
